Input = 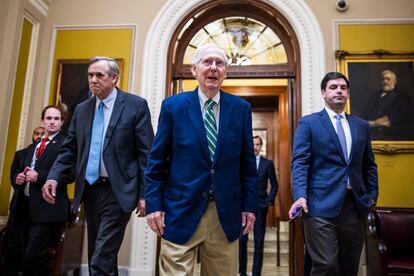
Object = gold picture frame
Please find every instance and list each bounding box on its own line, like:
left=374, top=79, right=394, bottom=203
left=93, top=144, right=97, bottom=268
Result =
left=336, top=50, right=414, bottom=153
left=55, top=58, right=123, bottom=132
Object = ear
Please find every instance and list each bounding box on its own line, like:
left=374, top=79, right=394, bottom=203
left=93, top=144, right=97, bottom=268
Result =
left=190, top=65, right=197, bottom=78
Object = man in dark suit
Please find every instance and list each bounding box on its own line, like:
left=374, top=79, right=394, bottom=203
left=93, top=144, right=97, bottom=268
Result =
left=289, top=72, right=378, bottom=276
left=42, top=56, right=154, bottom=276
left=145, top=44, right=258, bottom=275
left=4, top=105, right=71, bottom=276
left=239, top=135, right=278, bottom=276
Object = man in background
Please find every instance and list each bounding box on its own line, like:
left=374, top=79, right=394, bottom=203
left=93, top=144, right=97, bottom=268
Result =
left=145, top=44, right=258, bottom=275
left=363, top=69, right=412, bottom=140
left=239, top=135, right=278, bottom=276
left=43, top=56, right=154, bottom=275
left=289, top=72, right=378, bottom=275
left=4, top=106, right=71, bottom=275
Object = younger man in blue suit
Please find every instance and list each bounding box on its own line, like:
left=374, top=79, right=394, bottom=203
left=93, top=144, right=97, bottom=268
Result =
left=289, top=72, right=378, bottom=276
left=145, top=44, right=258, bottom=275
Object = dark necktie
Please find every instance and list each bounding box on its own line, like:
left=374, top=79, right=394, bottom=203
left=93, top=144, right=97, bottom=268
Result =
left=335, top=114, right=348, bottom=160
left=85, top=102, right=105, bottom=185
left=36, top=137, right=49, bottom=158
left=204, top=99, right=217, bottom=161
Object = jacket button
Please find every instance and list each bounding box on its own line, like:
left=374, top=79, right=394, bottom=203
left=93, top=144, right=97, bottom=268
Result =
left=211, top=169, right=215, bottom=174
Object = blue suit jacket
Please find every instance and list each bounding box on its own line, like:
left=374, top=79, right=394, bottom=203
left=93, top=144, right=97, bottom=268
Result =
left=291, top=109, right=378, bottom=218
left=145, top=89, right=258, bottom=244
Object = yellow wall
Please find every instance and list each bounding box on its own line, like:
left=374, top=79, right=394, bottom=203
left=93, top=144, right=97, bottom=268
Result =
left=49, top=28, right=133, bottom=103
left=339, top=24, right=414, bottom=208
left=0, top=18, right=33, bottom=215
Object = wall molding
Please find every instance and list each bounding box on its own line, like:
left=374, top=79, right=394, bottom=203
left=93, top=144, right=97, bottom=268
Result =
left=44, top=24, right=139, bottom=107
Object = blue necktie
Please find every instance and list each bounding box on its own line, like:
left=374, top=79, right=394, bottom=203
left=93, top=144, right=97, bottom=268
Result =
left=85, top=102, right=105, bottom=185
left=204, top=99, right=217, bottom=161
left=335, top=114, right=348, bottom=160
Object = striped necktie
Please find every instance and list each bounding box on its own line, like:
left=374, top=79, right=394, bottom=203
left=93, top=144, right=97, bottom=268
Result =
left=204, top=99, right=217, bottom=161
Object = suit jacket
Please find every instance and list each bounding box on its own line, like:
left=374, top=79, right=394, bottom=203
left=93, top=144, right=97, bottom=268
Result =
left=10, top=133, right=71, bottom=222
left=48, top=89, right=154, bottom=214
left=291, top=109, right=378, bottom=218
left=145, top=89, right=258, bottom=244
left=257, top=156, right=278, bottom=208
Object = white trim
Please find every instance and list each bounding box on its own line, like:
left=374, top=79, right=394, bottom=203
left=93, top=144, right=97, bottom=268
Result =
left=28, top=0, right=49, bottom=17
left=18, top=14, right=40, bottom=150
left=141, top=0, right=326, bottom=128
left=44, top=24, right=138, bottom=106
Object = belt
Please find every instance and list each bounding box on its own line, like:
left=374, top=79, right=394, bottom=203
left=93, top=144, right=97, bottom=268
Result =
left=208, top=192, right=215, bottom=202
left=97, top=177, right=110, bottom=184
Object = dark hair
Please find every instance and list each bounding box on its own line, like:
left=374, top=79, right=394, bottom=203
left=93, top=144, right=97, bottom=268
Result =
left=41, top=105, right=65, bottom=121
left=253, top=135, right=263, bottom=145
left=320, top=72, right=349, bottom=90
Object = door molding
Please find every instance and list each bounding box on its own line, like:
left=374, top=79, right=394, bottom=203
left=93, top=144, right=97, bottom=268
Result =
left=141, top=0, right=326, bottom=130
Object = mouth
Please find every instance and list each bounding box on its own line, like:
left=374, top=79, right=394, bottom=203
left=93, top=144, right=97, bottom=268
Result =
left=207, top=76, right=218, bottom=81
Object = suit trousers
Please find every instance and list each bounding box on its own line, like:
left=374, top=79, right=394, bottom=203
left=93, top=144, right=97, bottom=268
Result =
left=303, top=192, right=365, bottom=276
left=83, top=180, right=131, bottom=276
left=159, top=201, right=238, bottom=276
left=239, top=205, right=268, bottom=276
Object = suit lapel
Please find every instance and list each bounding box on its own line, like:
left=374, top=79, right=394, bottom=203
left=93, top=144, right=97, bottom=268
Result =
left=319, top=110, right=347, bottom=162
left=186, top=90, right=211, bottom=163
left=258, top=157, right=265, bottom=174
left=35, top=133, right=61, bottom=166
left=213, top=92, right=233, bottom=165
left=103, top=89, right=125, bottom=150
left=83, top=97, right=96, bottom=153
left=346, top=114, right=357, bottom=163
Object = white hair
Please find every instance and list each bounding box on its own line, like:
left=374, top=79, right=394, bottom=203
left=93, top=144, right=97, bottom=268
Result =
left=191, top=43, right=228, bottom=66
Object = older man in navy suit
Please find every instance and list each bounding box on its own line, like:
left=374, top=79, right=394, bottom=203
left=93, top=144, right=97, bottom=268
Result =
left=289, top=72, right=378, bottom=276
left=42, top=57, right=154, bottom=275
left=145, top=44, right=258, bottom=275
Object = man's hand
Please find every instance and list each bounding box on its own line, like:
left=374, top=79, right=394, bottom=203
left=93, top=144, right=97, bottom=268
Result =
left=25, top=168, right=38, bottom=182
left=146, top=211, right=165, bottom=237
left=15, top=172, right=26, bottom=185
left=136, top=199, right=146, bottom=217
left=369, top=116, right=391, bottom=128
left=42, top=180, right=57, bottom=204
left=288, top=197, right=308, bottom=220
left=242, top=212, right=255, bottom=235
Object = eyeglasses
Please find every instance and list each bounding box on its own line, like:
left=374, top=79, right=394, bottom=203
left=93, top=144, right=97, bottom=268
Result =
left=200, top=58, right=226, bottom=68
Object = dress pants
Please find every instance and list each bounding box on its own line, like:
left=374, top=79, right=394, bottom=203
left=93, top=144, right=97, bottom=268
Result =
left=303, top=192, right=365, bottom=276
left=159, top=200, right=238, bottom=276
left=4, top=195, right=61, bottom=276
left=239, top=205, right=268, bottom=276
left=83, top=180, right=131, bottom=276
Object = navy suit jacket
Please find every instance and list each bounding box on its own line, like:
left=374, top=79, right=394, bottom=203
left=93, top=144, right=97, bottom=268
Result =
left=257, top=156, right=278, bottom=208
left=291, top=109, right=378, bottom=218
left=48, top=89, right=154, bottom=214
left=145, top=89, right=258, bottom=244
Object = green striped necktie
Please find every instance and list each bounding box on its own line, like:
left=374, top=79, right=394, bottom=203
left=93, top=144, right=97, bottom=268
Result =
left=204, top=99, right=217, bottom=161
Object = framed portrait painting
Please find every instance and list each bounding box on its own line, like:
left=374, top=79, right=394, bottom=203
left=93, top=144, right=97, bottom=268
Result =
left=336, top=51, right=414, bottom=153
left=55, top=58, right=123, bottom=131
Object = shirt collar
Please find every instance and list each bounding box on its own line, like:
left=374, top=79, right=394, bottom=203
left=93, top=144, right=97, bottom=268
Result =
left=41, top=131, right=59, bottom=142
left=198, top=87, right=220, bottom=107
left=96, top=87, right=117, bottom=109
left=324, top=106, right=346, bottom=119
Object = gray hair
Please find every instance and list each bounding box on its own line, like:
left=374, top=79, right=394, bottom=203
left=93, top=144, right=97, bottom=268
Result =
left=191, top=44, right=228, bottom=66
left=89, top=56, right=119, bottom=77
left=381, top=69, right=397, bottom=82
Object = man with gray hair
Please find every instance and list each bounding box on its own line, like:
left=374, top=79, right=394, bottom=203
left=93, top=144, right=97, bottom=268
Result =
left=145, top=44, right=258, bottom=275
left=42, top=56, right=154, bottom=275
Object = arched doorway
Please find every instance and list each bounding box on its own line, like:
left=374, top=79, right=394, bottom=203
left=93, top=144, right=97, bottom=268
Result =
left=140, top=0, right=325, bottom=275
